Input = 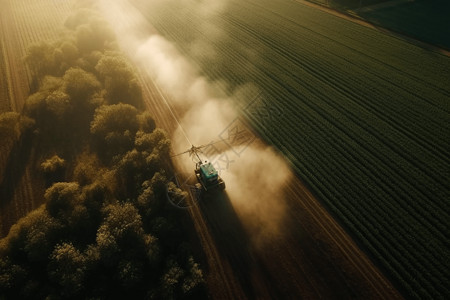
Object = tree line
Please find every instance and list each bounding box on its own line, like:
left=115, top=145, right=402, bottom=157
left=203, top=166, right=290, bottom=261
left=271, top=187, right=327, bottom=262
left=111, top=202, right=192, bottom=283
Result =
left=0, top=6, right=204, bottom=300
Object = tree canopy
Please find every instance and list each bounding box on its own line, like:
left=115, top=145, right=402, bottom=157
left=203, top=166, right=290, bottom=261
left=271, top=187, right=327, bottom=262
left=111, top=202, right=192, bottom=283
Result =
left=1, top=4, right=205, bottom=300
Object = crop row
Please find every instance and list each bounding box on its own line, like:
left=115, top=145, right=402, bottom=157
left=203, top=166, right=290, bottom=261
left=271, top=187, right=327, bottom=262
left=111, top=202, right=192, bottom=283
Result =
left=134, top=0, right=450, bottom=298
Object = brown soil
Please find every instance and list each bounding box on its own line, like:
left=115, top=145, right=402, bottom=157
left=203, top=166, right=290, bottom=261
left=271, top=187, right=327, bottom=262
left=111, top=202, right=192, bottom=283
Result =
left=0, top=0, right=72, bottom=237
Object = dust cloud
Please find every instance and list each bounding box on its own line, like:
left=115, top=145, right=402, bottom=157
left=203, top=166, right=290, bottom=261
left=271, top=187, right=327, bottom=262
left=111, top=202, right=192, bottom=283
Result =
left=97, top=0, right=291, bottom=244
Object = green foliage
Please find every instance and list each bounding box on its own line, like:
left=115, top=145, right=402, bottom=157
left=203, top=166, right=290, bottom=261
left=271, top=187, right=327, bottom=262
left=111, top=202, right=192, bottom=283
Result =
left=0, top=258, right=27, bottom=292
left=73, top=151, right=102, bottom=186
left=160, top=256, right=204, bottom=299
left=135, top=129, right=171, bottom=154
left=95, top=52, right=143, bottom=107
left=41, top=155, right=66, bottom=185
left=101, top=203, right=144, bottom=241
left=44, top=90, right=72, bottom=120
left=24, top=41, right=55, bottom=77
left=138, top=111, right=157, bottom=133
left=117, top=259, right=143, bottom=288
left=182, top=256, right=204, bottom=294
left=91, top=104, right=139, bottom=137
left=1, top=206, right=62, bottom=263
left=48, top=242, right=87, bottom=297
left=62, top=67, right=100, bottom=104
left=95, top=202, right=161, bottom=287
left=90, top=103, right=140, bottom=159
left=60, top=41, right=80, bottom=63
left=161, top=259, right=185, bottom=299
left=2, top=5, right=204, bottom=300
left=0, top=112, right=34, bottom=142
left=45, top=182, right=82, bottom=220
left=41, top=155, right=66, bottom=174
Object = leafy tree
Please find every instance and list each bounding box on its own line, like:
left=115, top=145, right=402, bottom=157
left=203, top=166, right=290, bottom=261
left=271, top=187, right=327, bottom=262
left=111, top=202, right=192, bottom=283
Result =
left=60, top=41, right=79, bottom=63
left=138, top=111, right=156, bottom=133
left=90, top=104, right=139, bottom=158
left=44, top=182, right=98, bottom=245
left=95, top=53, right=143, bottom=107
left=44, top=90, right=72, bottom=120
left=40, top=76, right=65, bottom=93
left=51, top=40, right=80, bottom=76
left=24, top=88, right=70, bottom=132
left=143, top=234, right=160, bottom=268
left=79, top=50, right=104, bottom=73
left=161, top=259, right=184, bottom=299
left=95, top=203, right=145, bottom=273
left=1, top=207, right=62, bottom=263
left=62, top=67, right=100, bottom=105
left=24, top=86, right=77, bottom=152
left=1, top=6, right=207, bottom=299
left=101, top=203, right=144, bottom=243
left=41, top=155, right=65, bottom=174
left=24, top=42, right=55, bottom=78
left=114, top=149, right=145, bottom=198
left=0, top=112, right=34, bottom=143
left=117, top=259, right=143, bottom=288
left=41, top=155, right=66, bottom=185
left=73, top=151, right=102, bottom=186
left=0, top=257, right=27, bottom=297
left=91, top=104, right=139, bottom=137
left=182, top=256, right=204, bottom=295
left=135, top=129, right=171, bottom=154
left=45, top=182, right=81, bottom=220
left=48, top=242, right=86, bottom=297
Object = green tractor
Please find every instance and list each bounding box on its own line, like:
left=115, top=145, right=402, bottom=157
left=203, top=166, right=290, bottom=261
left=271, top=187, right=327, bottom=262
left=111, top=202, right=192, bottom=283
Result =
left=172, top=144, right=226, bottom=192
left=195, top=160, right=226, bottom=191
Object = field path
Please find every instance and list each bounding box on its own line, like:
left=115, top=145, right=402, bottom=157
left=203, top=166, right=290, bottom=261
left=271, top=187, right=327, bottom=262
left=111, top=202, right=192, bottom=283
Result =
left=102, top=0, right=403, bottom=298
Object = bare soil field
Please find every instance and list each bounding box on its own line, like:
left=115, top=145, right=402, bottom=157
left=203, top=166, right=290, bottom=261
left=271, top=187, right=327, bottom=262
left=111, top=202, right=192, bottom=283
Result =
left=0, top=0, right=72, bottom=236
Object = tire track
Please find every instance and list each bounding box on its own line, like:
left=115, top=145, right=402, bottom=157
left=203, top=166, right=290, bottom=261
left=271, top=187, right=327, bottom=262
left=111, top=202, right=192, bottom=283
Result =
left=138, top=41, right=248, bottom=300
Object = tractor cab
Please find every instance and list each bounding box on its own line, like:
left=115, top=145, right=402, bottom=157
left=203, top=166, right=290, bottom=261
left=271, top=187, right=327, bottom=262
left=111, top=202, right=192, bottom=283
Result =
left=172, top=144, right=226, bottom=193
left=195, top=161, right=226, bottom=191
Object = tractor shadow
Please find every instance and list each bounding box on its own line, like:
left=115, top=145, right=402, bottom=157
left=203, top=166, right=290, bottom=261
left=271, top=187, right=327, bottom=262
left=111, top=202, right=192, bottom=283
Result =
left=198, top=191, right=259, bottom=299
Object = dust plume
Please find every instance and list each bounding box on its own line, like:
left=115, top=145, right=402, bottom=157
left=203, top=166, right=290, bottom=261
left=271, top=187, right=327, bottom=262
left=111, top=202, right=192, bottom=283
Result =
left=97, top=0, right=291, bottom=244
left=221, top=146, right=291, bottom=245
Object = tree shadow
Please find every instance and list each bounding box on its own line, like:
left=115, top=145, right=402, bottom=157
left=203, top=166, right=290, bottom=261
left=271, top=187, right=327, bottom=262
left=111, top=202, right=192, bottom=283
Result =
left=0, top=132, right=33, bottom=235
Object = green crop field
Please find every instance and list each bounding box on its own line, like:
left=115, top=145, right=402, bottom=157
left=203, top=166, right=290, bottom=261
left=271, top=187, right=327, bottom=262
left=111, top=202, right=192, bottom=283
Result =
left=358, top=0, right=450, bottom=49
left=131, top=0, right=450, bottom=298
